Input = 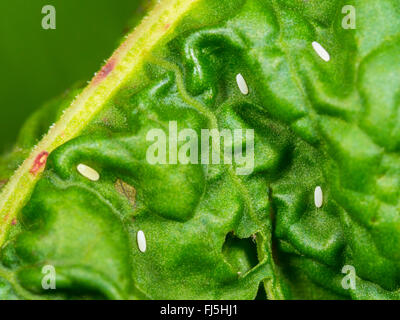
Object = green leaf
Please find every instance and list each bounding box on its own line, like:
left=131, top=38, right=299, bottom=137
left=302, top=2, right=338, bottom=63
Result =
left=1, top=0, right=400, bottom=300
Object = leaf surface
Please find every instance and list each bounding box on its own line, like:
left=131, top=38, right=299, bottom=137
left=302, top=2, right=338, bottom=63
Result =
left=1, top=0, right=400, bottom=300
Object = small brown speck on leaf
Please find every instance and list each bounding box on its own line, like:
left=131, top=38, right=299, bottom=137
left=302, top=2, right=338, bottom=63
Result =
left=115, top=179, right=136, bottom=209
left=94, top=59, right=116, bottom=84
left=102, top=117, right=110, bottom=126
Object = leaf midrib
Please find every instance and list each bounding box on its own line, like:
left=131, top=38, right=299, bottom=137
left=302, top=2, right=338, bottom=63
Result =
left=0, top=0, right=200, bottom=246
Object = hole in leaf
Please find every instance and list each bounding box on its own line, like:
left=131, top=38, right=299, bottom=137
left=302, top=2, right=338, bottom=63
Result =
left=222, top=232, right=258, bottom=275
left=255, top=282, right=267, bottom=300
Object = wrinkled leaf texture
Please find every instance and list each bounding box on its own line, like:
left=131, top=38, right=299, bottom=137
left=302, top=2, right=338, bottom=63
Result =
left=0, top=0, right=400, bottom=300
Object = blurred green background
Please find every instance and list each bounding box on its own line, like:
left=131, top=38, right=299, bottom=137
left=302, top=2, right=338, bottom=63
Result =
left=0, top=0, right=147, bottom=152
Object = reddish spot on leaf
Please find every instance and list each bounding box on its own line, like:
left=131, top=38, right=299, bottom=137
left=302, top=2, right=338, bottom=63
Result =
left=11, top=218, right=17, bottom=226
left=94, top=59, right=116, bottom=84
left=164, top=23, right=170, bottom=30
left=30, top=151, right=49, bottom=175
left=3, top=213, right=9, bottom=222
